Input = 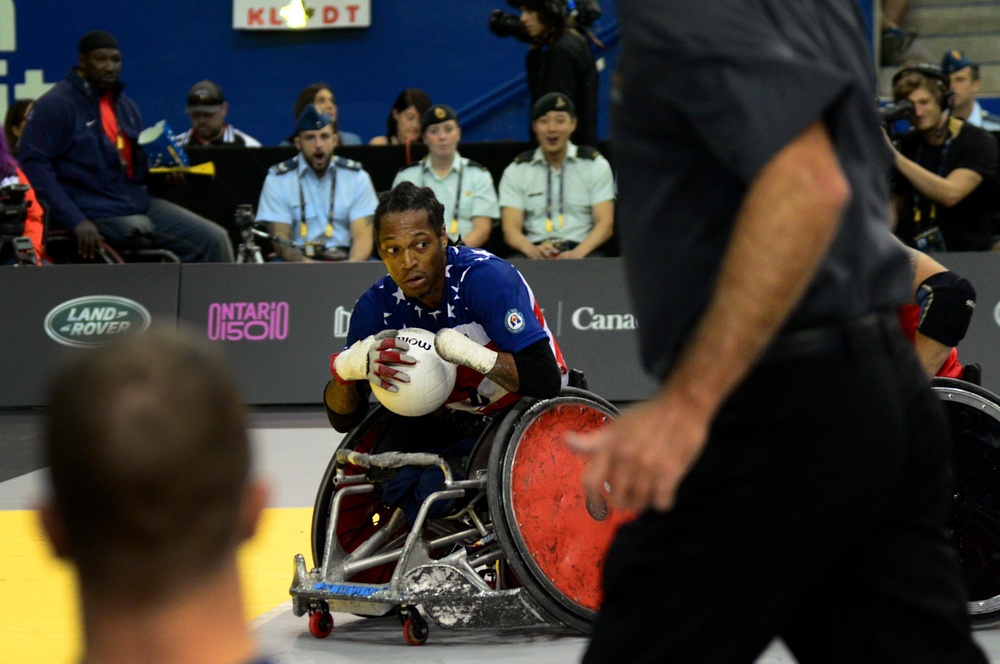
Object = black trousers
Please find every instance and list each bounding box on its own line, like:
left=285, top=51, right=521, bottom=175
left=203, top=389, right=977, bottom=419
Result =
left=584, top=317, right=986, bottom=663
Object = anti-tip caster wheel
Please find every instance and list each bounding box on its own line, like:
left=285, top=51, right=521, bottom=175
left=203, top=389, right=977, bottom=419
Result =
left=308, top=609, right=334, bottom=638
left=402, top=615, right=429, bottom=646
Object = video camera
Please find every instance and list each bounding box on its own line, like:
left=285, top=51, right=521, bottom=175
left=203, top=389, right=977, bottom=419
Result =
left=489, top=0, right=602, bottom=43
left=0, top=183, right=37, bottom=266
left=0, top=183, right=29, bottom=237
left=879, top=98, right=915, bottom=125
left=234, top=203, right=256, bottom=228
left=488, top=9, right=530, bottom=42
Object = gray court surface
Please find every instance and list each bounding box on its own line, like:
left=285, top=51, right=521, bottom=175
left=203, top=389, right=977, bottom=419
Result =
left=5, top=408, right=1000, bottom=662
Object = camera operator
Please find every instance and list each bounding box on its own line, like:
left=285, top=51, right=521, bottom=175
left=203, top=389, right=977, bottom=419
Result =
left=887, top=64, right=999, bottom=252
left=0, top=129, right=45, bottom=264
left=489, top=1, right=599, bottom=147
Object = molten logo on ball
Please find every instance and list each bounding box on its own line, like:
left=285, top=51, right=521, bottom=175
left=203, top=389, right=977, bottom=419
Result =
left=370, top=328, right=457, bottom=417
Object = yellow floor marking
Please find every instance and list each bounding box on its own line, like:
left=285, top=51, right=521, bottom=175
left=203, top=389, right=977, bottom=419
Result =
left=0, top=507, right=312, bottom=663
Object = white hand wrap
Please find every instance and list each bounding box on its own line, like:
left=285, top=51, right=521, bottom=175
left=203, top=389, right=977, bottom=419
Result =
left=434, top=328, right=498, bottom=375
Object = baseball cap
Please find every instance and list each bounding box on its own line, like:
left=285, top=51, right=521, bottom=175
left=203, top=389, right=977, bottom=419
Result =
left=531, top=92, right=575, bottom=120
left=185, top=80, right=225, bottom=114
left=942, top=49, right=975, bottom=75
left=421, top=104, right=458, bottom=132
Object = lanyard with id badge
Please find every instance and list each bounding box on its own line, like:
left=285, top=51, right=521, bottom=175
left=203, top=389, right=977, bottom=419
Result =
left=911, top=131, right=952, bottom=253
left=298, top=167, right=342, bottom=259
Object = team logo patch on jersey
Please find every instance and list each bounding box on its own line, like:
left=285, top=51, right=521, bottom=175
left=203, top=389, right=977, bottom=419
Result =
left=505, top=309, right=526, bottom=333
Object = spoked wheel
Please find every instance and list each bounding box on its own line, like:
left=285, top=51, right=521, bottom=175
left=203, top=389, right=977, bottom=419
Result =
left=487, top=387, right=635, bottom=632
left=933, top=378, right=1000, bottom=628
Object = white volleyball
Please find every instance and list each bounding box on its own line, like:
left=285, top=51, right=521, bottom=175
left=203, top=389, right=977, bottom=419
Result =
left=370, top=328, right=457, bottom=417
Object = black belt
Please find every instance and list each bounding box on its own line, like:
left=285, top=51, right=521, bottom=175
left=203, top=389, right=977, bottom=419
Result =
left=761, top=310, right=899, bottom=363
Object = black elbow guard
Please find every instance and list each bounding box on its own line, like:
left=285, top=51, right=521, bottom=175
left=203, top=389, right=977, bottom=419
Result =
left=916, top=271, right=976, bottom=348
left=512, top=339, right=562, bottom=398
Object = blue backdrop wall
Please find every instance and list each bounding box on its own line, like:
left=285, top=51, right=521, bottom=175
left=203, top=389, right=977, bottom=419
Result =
left=0, top=0, right=620, bottom=145
left=1, top=1, right=885, bottom=147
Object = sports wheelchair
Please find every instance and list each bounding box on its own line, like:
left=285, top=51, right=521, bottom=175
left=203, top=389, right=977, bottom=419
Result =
left=289, top=385, right=634, bottom=645
left=934, top=377, right=1000, bottom=628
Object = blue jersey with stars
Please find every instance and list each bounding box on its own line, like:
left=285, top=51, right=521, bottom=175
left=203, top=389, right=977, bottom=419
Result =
left=347, top=246, right=567, bottom=413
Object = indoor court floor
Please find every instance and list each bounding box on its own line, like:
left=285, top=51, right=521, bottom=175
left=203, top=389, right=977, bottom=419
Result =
left=4, top=407, right=1000, bottom=663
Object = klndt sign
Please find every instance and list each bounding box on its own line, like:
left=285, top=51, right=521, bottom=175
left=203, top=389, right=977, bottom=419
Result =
left=233, top=0, right=370, bottom=29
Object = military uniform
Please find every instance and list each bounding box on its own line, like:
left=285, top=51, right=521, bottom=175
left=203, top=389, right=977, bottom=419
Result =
left=256, top=153, right=378, bottom=252
left=967, top=99, right=1000, bottom=132
left=498, top=143, right=614, bottom=246
left=392, top=152, right=500, bottom=242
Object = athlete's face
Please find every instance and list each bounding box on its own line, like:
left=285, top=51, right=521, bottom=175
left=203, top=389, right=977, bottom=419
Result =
left=78, top=48, right=122, bottom=91
left=295, top=124, right=339, bottom=173
left=393, top=106, right=422, bottom=143
left=424, top=120, right=460, bottom=160
left=906, top=85, right=945, bottom=135
left=377, top=209, right=449, bottom=308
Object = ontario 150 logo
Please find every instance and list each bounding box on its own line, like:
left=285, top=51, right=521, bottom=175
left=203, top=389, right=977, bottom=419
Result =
left=44, top=296, right=152, bottom=348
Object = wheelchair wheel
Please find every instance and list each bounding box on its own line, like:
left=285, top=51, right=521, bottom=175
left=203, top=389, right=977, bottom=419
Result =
left=933, top=378, right=1000, bottom=628
left=487, top=387, right=634, bottom=632
left=311, top=404, right=400, bottom=584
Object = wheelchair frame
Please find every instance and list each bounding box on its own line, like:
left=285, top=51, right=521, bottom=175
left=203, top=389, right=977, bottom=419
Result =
left=290, top=377, right=1000, bottom=642
left=289, top=387, right=624, bottom=645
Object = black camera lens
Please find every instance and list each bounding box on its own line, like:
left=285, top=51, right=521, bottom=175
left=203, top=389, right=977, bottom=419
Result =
left=879, top=98, right=915, bottom=124
left=489, top=9, right=529, bottom=40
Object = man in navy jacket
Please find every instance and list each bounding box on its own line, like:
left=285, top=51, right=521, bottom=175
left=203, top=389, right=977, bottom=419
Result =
left=18, top=30, right=232, bottom=262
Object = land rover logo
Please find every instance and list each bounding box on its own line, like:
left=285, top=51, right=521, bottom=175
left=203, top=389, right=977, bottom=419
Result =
left=44, top=296, right=152, bottom=348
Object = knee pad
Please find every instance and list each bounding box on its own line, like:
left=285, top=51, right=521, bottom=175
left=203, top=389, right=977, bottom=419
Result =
left=916, top=271, right=976, bottom=347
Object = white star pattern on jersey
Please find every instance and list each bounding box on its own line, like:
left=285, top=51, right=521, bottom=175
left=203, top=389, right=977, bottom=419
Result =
left=345, top=246, right=567, bottom=413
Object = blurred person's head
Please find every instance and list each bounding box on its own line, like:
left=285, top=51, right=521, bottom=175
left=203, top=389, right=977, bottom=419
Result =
left=4, top=99, right=33, bottom=154
left=513, top=0, right=567, bottom=40
left=0, top=125, right=17, bottom=179
left=892, top=67, right=951, bottom=137
left=941, top=50, right=982, bottom=115
left=40, top=325, right=265, bottom=606
left=294, top=82, right=340, bottom=125
left=386, top=88, right=432, bottom=144
left=184, top=80, right=229, bottom=144
left=76, top=30, right=122, bottom=92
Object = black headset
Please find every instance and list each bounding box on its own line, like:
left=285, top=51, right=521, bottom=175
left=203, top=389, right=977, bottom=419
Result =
left=891, top=63, right=954, bottom=110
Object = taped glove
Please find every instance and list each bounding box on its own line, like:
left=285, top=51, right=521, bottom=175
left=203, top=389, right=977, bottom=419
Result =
left=434, top=328, right=498, bottom=375
left=331, top=329, right=416, bottom=391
